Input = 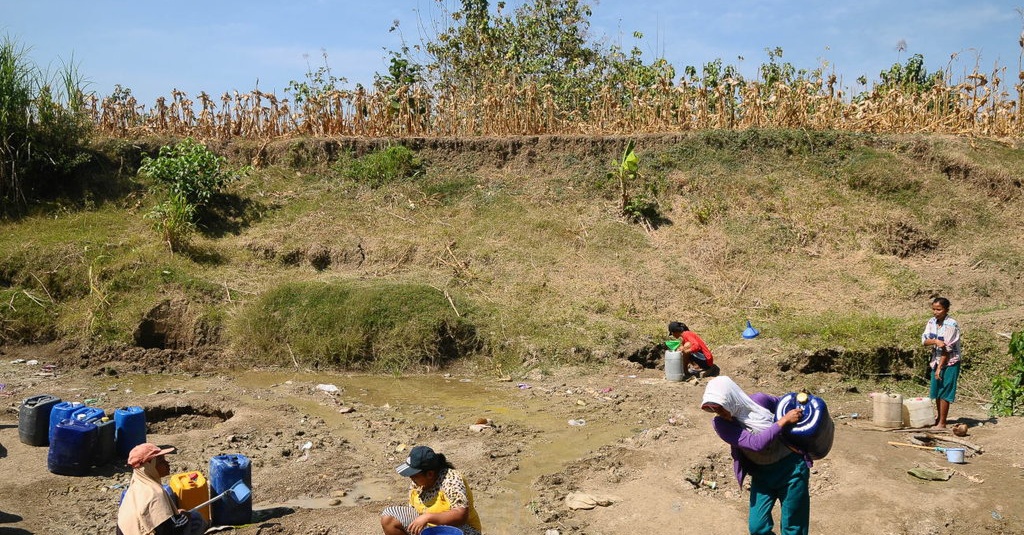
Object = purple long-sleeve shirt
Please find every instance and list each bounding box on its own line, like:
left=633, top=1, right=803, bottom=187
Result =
left=711, top=393, right=811, bottom=486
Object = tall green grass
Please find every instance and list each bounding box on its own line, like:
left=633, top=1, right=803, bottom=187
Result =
left=0, top=36, right=93, bottom=214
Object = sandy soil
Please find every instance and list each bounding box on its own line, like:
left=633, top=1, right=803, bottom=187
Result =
left=1, top=341, right=1022, bottom=535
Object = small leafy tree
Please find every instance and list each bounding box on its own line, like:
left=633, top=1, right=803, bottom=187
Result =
left=138, top=138, right=240, bottom=252
left=990, top=331, right=1024, bottom=417
left=615, top=139, right=639, bottom=214
left=387, top=0, right=672, bottom=121
left=138, top=138, right=236, bottom=206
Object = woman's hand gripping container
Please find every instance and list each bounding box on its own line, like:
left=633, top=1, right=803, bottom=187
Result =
left=775, top=391, right=835, bottom=460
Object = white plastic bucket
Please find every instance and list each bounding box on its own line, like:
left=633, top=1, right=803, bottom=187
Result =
left=664, top=350, right=683, bottom=381
left=945, top=448, right=965, bottom=463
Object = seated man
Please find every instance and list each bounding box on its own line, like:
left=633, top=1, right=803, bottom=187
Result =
left=668, top=321, right=720, bottom=378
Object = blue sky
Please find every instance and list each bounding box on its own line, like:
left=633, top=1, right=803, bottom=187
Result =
left=2, top=0, right=1021, bottom=105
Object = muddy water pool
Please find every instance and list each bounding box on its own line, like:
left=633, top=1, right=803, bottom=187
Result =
left=95, top=370, right=640, bottom=531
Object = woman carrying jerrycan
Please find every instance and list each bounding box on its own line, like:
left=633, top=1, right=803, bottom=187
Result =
left=701, top=376, right=811, bottom=535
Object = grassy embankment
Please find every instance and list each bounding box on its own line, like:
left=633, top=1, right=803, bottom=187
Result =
left=1, top=131, right=1022, bottom=396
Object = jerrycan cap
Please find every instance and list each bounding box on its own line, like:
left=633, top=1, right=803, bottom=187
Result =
left=796, top=392, right=809, bottom=404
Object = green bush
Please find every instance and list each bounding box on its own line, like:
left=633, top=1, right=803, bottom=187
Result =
left=340, top=145, right=423, bottom=188
left=990, top=331, right=1024, bottom=416
left=138, top=138, right=238, bottom=206
left=231, top=280, right=481, bottom=371
left=138, top=138, right=244, bottom=251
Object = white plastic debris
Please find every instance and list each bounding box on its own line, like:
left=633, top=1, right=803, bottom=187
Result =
left=316, top=384, right=340, bottom=394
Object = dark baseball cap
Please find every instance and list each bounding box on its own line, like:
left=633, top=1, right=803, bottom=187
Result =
left=395, top=445, right=441, bottom=477
left=668, top=321, right=687, bottom=333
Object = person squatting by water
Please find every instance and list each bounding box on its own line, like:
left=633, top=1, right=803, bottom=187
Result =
left=668, top=321, right=721, bottom=378
left=701, top=376, right=811, bottom=535
left=922, top=296, right=962, bottom=429
left=381, top=445, right=483, bottom=535
left=116, top=443, right=209, bottom=535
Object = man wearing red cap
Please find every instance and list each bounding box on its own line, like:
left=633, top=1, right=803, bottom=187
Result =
left=117, top=443, right=209, bottom=535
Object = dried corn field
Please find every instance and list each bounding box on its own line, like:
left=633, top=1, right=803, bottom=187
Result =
left=87, top=68, right=1024, bottom=139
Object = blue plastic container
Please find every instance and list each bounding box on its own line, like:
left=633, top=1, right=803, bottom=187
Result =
left=19, top=394, right=61, bottom=446
left=71, top=406, right=106, bottom=423
left=49, top=401, right=84, bottom=444
left=775, top=391, right=834, bottom=460
left=209, top=454, right=252, bottom=526
left=114, top=406, right=147, bottom=459
left=48, top=418, right=98, bottom=476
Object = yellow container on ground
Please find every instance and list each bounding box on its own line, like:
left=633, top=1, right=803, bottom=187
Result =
left=170, top=471, right=211, bottom=521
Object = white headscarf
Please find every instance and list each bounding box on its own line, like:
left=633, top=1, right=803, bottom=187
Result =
left=701, top=376, right=775, bottom=433
left=117, top=458, right=176, bottom=535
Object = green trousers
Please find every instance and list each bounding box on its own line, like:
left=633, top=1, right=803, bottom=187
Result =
left=748, top=452, right=810, bottom=535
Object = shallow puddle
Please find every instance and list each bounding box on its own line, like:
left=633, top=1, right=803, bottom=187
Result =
left=103, top=371, right=638, bottom=532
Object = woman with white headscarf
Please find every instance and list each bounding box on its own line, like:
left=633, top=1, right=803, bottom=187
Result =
left=116, top=443, right=208, bottom=535
left=701, top=376, right=811, bottom=535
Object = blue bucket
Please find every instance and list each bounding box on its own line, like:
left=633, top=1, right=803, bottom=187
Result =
left=209, top=454, right=252, bottom=526
left=422, top=527, right=464, bottom=535
left=114, top=406, right=146, bottom=458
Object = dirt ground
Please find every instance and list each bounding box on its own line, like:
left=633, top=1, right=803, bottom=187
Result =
left=1, top=341, right=1023, bottom=535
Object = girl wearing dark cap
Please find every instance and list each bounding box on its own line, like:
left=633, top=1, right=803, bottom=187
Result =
left=381, top=445, right=482, bottom=534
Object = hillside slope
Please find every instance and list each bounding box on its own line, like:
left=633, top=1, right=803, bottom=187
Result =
left=1, top=130, right=1022, bottom=385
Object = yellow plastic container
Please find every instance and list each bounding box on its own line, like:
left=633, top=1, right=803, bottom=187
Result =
left=170, top=471, right=210, bottom=521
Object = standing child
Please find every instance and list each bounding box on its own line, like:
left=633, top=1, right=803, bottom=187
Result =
left=668, top=321, right=720, bottom=379
left=922, top=297, right=962, bottom=429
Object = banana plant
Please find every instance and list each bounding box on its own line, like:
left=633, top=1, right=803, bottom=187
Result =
left=616, top=139, right=639, bottom=215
